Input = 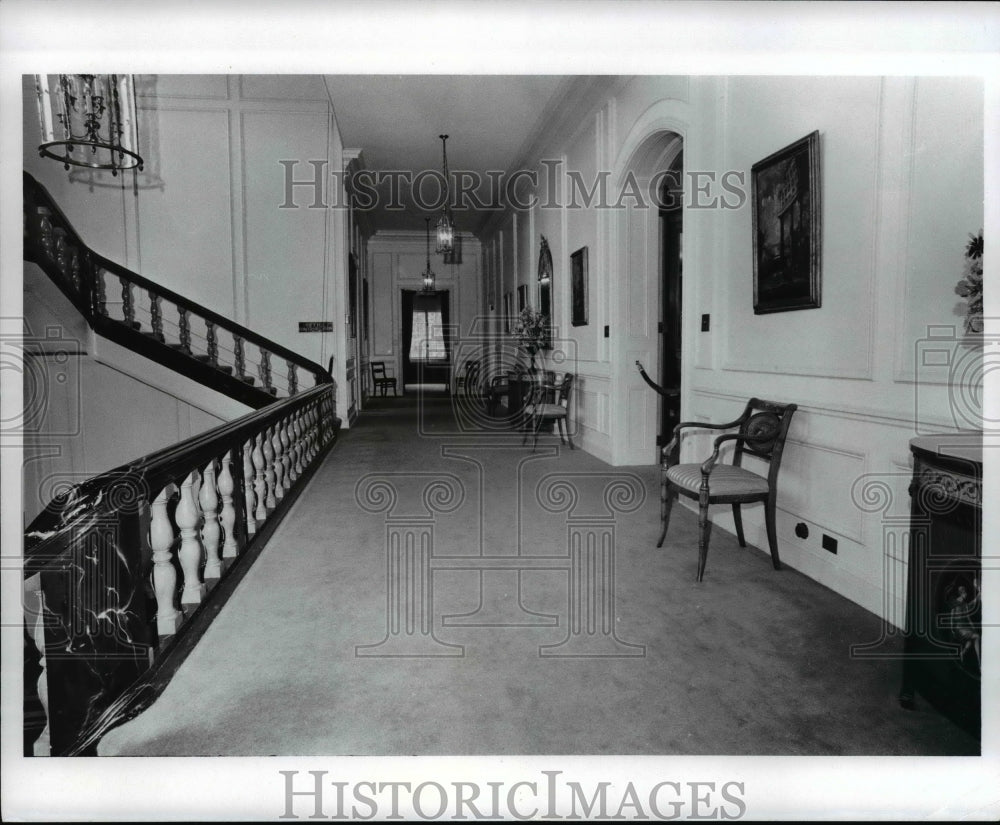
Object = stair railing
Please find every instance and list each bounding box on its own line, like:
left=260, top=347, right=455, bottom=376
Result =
left=23, top=172, right=333, bottom=408
left=23, top=384, right=340, bottom=756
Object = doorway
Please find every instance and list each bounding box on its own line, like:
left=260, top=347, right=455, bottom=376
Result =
left=659, top=152, right=683, bottom=444
left=401, top=289, right=451, bottom=390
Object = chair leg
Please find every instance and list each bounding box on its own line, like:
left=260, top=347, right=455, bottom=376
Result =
left=564, top=418, right=575, bottom=450
left=657, top=485, right=676, bottom=548
left=532, top=414, right=544, bottom=452
left=696, top=497, right=712, bottom=582
left=764, top=498, right=782, bottom=570
left=557, top=418, right=566, bottom=445
left=698, top=486, right=712, bottom=581
left=732, top=503, right=746, bottom=547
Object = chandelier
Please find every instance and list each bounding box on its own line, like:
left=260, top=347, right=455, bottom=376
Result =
left=35, top=74, right=144, bottom=175
left=435, top=134, right=455, bottom=254
left=422, top=217, right=437, bottom=292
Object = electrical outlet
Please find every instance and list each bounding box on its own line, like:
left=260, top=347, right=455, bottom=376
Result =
left=795, top=522, right=809, bottom=539
left=822, top=534, right=838, bottom=554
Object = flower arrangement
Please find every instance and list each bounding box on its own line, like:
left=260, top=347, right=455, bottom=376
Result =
left=955, top=230, right=984, bottom=335
left=511, top=306, right=549, bottom=354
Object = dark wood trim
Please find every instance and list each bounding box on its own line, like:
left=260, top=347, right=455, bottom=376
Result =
left=64, top=422, right=342, bottom=756
left=25, top=385, right=337, bottom=567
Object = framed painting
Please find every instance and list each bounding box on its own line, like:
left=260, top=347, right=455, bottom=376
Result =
left=517, top=284, right=527, bottom=312
left=503, top=292, right=512, bottom=333
left=751, top=130, right=821, bottom=314
left=571, top=246, right=588, bottom=326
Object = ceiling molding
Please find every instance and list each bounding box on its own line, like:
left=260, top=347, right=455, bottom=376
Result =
left=474, top=75, right=632, bottom=237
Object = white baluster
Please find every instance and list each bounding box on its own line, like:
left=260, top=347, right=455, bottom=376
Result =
left=292, top=413, right=304, bottom=477
left=219, top=450, right=239, bottom=560
left=271, top=425, right=285, bottom=499
left=24, top=576, right=49, bottom=756
left=280, top=420, right=293, bottom=487
left=305, top=406, right=316, bottom=461
left=263, top=427, right=277, bottom=508
left=253, top=431, right=269, bottom=519
left=200, top=459, right=222, bottom=583
left=176, top=470, right=206, bottom=608
left=243, top=439, right=257, bottom=535
left=150, top=485, right=182, bottom=636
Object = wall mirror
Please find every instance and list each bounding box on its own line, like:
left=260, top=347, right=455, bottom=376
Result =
left=538, top=235, right=553, bottom=348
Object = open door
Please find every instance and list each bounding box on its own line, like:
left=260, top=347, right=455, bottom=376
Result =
left=659, top=153, right=683, bottom=444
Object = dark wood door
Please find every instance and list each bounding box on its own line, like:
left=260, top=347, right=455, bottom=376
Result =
left=659, top=156, right=683, bottom=444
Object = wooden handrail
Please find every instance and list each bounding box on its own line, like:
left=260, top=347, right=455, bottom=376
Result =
left=24, top=384, right=332, bottom=569
left=91, top=252, right=331, bottom=383
left=23, top=171, right=333, bottom=388
left=23, top=381, right=341, bottom=756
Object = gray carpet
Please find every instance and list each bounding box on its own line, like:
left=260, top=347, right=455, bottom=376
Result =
left=98, top=393, right=979, bottom=756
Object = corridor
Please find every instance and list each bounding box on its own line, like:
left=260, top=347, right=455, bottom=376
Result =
left=97, top=395, right=978, bottom=756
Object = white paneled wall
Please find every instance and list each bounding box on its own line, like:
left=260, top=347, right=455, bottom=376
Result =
left=476, top=75, right=984, bottom=625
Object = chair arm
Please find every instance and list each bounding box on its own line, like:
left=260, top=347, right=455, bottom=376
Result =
left=699, top=431, right=777, bottom=475
left=663, top=417, right=747, bottom=466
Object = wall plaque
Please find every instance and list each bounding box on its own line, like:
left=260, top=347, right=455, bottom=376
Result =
left=298, top=321, right=333, bottom=333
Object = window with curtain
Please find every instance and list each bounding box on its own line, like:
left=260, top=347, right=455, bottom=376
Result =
left=408, top=293, right=447, bottom=361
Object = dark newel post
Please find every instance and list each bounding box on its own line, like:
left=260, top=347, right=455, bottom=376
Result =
left=40, top=505, right=152, bottom=755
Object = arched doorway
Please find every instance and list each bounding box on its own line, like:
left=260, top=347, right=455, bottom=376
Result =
left=610, top=127, right=684, bottom=465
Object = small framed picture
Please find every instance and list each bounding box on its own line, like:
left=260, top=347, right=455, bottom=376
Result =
left=517, top=284, right=527, bottom=312
left=571, top=246, right=588, bottom=327
left=503, top=292, right=512, bottom=333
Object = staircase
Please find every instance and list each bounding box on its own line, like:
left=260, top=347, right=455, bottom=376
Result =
left=24, top=172, right=331, bottom=408
left=21, top=172, right=341, bottom=756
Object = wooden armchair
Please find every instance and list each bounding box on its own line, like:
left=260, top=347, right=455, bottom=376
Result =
left=522, top=373, right=575, bottom=451
left=370, top=361, right=397, bottom=397
left=659, top=398, right=797, bottom=581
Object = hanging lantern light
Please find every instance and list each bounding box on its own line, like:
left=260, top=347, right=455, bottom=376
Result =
left=35, top=74, right=143, bottom=175
left=422, top=217, right=437, bottom=292
left=435, top=134, right=454, bottom=254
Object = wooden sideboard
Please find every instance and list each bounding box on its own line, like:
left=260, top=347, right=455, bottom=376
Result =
left=900, top=434, right=982, bottom=738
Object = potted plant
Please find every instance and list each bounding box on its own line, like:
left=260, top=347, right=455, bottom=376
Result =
left=511, top=306, right=549, bottom=374
left=955, top=230, right=984, bottom=336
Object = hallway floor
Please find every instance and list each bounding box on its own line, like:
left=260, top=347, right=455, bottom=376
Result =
left=98, top=394, right=979, bottom=756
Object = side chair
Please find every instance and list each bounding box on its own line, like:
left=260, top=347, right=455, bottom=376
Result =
left=370, top=361, right=398, bottom=397
left=522, top=372, right=575, bottom=451
left=659, top=398, right=797, bottom=581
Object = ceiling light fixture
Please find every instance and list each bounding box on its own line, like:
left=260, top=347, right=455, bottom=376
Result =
left=35, top=74, right=143, bottom=175
left=435, top=134, right=455, bottom=255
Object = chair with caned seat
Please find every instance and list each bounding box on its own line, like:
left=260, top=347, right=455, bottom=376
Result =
left=522, top=373, right=574, bottom=451
left=659, top=398, right=797, bottom=581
